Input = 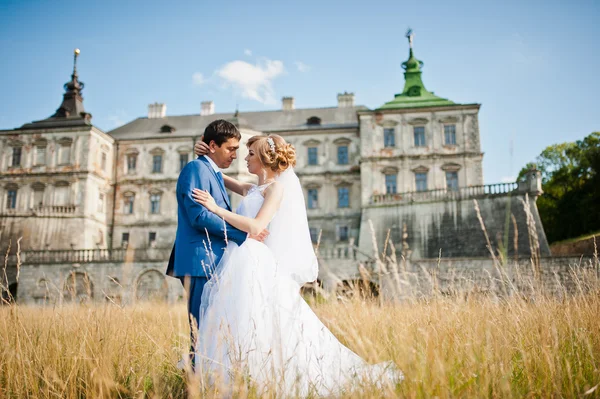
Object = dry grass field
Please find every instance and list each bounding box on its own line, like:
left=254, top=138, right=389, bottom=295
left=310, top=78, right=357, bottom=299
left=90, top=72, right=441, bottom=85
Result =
left=1, top=276, right=600, bottom=398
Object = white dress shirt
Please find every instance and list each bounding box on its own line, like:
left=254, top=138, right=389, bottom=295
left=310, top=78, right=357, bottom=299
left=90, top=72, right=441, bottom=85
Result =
left=203, top=155, right=221, bottom=174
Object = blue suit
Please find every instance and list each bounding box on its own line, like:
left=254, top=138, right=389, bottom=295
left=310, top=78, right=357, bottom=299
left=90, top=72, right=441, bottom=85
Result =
left=166, top=155, right=247, bottom=365
left=169, top=156, right=247, bottom=277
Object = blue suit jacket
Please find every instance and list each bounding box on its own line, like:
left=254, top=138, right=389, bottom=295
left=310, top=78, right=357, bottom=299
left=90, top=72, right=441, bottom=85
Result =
left=167, top=156, right=247, bottom=277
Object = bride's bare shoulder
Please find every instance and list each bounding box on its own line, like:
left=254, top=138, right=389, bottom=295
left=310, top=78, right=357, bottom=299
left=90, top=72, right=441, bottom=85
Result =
left=262, top=181, right=283, bottom=198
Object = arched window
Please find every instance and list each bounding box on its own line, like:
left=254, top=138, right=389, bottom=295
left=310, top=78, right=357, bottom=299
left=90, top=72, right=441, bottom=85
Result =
left=135, top=270, right=168, bottom=302
left=63, top=272, right=93, bottom=303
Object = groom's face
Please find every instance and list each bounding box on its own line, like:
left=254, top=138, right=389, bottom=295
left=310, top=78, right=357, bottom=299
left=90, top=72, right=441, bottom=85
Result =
left=210, top=137, right=240, bottom=169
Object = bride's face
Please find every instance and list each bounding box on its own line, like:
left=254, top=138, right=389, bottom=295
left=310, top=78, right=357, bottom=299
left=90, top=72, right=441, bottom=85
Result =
left=245, top=142, right=262, bottom=175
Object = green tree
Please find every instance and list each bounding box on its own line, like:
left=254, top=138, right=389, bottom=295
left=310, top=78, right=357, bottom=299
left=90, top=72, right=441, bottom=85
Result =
left=518, top=132, right=600, bottom=243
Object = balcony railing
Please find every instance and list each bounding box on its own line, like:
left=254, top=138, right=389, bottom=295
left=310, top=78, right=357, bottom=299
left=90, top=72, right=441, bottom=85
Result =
left=371, top=183, right=519, bottom=205
left=33, top=205, right=77, bottom=215
left=6, top=247, right=172, bottom=265
left=7, top=245, right=361, bottom=265
left=1, top=205, right=78, bottom=217
left=318, top=246, right=357, bottom=260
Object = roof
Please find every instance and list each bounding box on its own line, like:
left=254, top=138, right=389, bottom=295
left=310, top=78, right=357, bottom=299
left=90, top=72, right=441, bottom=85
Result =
left=17, top=116, right=92, bottom=130
left=107, top=106, right=368, bottom=140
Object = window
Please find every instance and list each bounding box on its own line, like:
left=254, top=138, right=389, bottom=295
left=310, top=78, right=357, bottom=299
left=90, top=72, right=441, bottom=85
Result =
left=36, top=146, right=46, bottom=165
left=98, top=193, right=104, bottom=213
left=307, top=147, right=318, bottom=166
left=307, top=116, right=321, bottom=125
left=33, top=190, right=44, bottom=208
left=11, top=147, right=21, bottom=167
left=307, top=188, right=318, bottom=209
left=385, top=174, right=397, bottom=194
left=121, top=232, right=130, bottom=248
left=446, top=171, right=459, bottom=191
left=309, top=227, right=319, bottom=243
left=337, top=146, right=349, bottom=165
left=338, top=225, right=349, bottom=242
left=152, top=155, right=162, bottom=173
left=59, top=144, right=71, bottom=164
left=127, top=154, right=137, bottom=174
left=179, top=153, right=189, bottom=171
left=414, top=126, right=426, bottom=147
left=384, top=128, right=395, bottom=148
left=124, top=195, right=135, bottom=214
left=150, top=194, right=161, bottom=214
left=160, top=125, right=175, bottom=133
left=101, top=152, right=107, bottom=171
left=6, top=189, right=17, bottom=209
left=444, top=125, right=457, bottom=145
left=148, top=232, right=157, bottom=246
left=32, top=184, right=45, bottom=208
left=338, top=187, right=349, bottom=208
left=415, top=172, right=428, bottom=192
left=54, top=183, right=69, bottom=206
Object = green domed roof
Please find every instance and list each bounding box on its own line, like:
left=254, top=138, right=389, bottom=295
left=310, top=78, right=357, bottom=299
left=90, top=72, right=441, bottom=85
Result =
left=378, top=29, right=456, bottom=110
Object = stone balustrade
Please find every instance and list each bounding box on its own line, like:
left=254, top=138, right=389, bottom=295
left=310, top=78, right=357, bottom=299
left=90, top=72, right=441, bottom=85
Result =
left=6, top=246, right=364, bottom=265
left=371, top=182, right=520, bottom=205
left=33, top=205, right=77, bottom=215
left=6, top=247, right=173, bottom=265
left=1, top=205, right=78, bottom=217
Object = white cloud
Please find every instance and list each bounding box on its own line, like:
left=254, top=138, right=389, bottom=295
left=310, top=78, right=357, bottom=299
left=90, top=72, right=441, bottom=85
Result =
left=295, top=61, right=311, bottom=73
left=215, top=59, right=285, bottom=105
left=192, top=72, right=205, bottom=86
left=244, top=49, right=252, bottom=56
left=500, top=176, right=516, bottom=183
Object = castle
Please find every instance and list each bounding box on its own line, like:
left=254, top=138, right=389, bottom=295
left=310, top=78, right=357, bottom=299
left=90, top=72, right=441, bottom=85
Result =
left=0, top=34, right=551, bottom=304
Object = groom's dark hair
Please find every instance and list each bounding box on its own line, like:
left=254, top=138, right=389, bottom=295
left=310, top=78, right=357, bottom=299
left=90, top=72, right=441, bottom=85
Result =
left=202, top=119, right=241, bottom=147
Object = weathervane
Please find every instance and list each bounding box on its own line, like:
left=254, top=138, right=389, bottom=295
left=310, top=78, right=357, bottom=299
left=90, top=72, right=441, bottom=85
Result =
left=406, top=28, right=414, bottom=49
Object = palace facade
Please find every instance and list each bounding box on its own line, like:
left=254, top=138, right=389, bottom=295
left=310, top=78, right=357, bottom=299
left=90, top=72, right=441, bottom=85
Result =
left=0, top=37, right=549, bottom=304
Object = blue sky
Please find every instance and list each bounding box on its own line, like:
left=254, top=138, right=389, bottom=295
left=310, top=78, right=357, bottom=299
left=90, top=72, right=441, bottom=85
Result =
left=1, top=0, right=598, bottom=183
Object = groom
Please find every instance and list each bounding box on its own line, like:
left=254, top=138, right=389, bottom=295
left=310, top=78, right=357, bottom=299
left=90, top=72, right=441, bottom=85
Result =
left=166, top=119, right=266, bottom=367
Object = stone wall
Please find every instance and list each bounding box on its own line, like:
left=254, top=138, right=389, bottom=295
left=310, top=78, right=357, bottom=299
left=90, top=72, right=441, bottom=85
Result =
left=6, top=251, right=596, bottom=305
left=358, top=185, right=550, bottom=261
left=376, top=255, right=599, bottom=300
left=8, top=253, right=183, bottom=305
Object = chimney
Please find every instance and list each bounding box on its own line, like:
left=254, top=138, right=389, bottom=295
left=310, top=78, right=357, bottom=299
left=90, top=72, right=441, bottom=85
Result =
left=337, top=92, right=355, bottom=108
left=282, top=97, right=295, bottom=111
left=201, top=101, right=215, bottom=116
left=148, top=103, right=166, bottom=118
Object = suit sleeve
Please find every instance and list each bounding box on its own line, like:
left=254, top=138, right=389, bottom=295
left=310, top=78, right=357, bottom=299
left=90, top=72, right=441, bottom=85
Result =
left=178, top=164, right=248, bottom=245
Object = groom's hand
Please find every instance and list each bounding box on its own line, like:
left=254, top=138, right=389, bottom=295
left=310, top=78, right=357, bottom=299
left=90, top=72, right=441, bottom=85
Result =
left=249, top=229, right=269, bottom=242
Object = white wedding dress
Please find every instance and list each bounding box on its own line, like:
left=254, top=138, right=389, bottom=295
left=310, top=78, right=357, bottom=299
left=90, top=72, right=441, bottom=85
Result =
left=195, top=173, right=403, bottom=397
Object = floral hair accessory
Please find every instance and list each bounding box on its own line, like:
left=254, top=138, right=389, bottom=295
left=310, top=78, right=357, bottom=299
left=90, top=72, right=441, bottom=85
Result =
left=266, top=137, right=276, bottom=153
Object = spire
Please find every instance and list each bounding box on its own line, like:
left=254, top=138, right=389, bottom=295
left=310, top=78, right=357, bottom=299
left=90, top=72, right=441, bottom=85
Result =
left=18, top=48, right=93, bottom=130
left=401, top=28, right=426, bottom=96
left=50, top=48, right=91, bottom=120
left=377, top=29, right=456, bottom=110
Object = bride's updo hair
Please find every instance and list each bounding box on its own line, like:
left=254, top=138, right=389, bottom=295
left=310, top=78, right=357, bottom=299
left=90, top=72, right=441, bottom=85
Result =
left=247, top=134, right=296, bottom=173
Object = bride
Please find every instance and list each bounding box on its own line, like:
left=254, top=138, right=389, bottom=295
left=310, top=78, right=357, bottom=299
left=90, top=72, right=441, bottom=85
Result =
left=191, top=134, right=403, bottom=396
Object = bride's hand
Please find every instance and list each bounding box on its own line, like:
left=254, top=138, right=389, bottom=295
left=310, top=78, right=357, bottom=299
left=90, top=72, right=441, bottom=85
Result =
left=192, top=189, right=219, bottom=214
left=194, top=136, right=210, bottom=156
